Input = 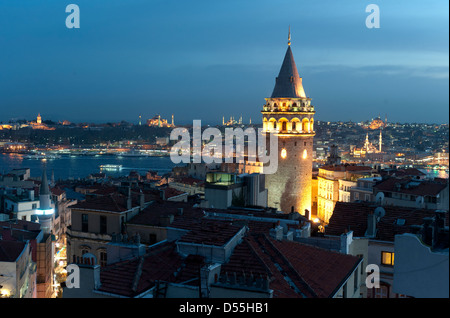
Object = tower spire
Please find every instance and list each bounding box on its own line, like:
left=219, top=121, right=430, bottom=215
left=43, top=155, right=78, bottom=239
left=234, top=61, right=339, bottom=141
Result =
left=288, top=25, right=291, bottom=46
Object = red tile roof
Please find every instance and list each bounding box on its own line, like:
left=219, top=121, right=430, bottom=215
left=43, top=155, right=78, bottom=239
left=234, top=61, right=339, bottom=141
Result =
left=127, top=201, right=204, bottom=227
left=51, top=187, right=65, bottom=196
left=320, top=164, right=373, bottom=172
left=177, top=220, right=243, bottom=246
left=374, top=177, right=448, bottom=196
left=325, top=201, right=448, bottom=241
left=98, top=241, right=204, bottom=297
left=173, top=177, right=205, bottom=186
left=221, top=234, right=361, bottom=298
left=162, top=187, right=186, bottom=199
left=0, top=240, right=26, bottom=262
left=71, top=193, right=141, bottom=213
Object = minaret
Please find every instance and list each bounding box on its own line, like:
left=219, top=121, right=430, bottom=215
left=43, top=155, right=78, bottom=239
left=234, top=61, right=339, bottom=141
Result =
left=379, top=129, right=382, bottom=152
left=222, top=116, right=225, bottom=126
left=37, top=113, right=42, bottom=124
left=364, top=132, right=370, bottom=151
left=36, top=167, right=54, bottom=234
left=262, top=29, right=315, bottom=217
left=171, top=114, right=174, bottom=127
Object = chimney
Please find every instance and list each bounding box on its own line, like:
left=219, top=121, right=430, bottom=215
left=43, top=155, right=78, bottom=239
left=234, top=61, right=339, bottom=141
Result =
left=366, top=213, right=377, bottom=238
left=422, top=217, right=433, bottom=246
left=139, top=192, right=145, bottom=209
left=93, top=265, right=101, bottom=289
left=269, top=224, right=283, bottom=240
left=432, top=210, right=447, bottom=248
left=340, top=230, right=353, bottom=254
left=135, top=233, right=141, bottom=245
left=159, top=214, right=174, bottom=227
left=127, top=187, right=132, bottom=210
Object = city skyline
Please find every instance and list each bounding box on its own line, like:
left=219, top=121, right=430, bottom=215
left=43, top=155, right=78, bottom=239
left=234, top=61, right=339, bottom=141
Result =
left=0, top=0, right=448, bottom=125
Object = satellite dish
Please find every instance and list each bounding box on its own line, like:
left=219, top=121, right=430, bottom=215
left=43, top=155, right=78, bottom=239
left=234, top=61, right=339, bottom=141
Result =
left=374, top=206, right=386, bottom=219
left=415, top=196, right=424, bottom=208
left=375, top=192, right=385, bottom=206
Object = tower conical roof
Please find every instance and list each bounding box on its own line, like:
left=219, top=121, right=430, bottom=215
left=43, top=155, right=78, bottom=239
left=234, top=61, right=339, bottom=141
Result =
left=40, top=169, right=50, bottom=196
left=271, top=46, right=306, bottom=99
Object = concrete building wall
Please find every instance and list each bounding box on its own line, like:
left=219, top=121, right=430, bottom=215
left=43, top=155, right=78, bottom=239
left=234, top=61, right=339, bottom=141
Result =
left=367, top=241, right=396, bottom=298
left=393, top=233, right=449, bottom=298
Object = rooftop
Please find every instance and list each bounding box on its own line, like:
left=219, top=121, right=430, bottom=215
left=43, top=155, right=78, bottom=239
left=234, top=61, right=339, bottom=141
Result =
left=374, top=177, right=448, bottom=196
left=0, top=240, right=26, bottom=262
left=326, top=201, right=448, bottom=241
left=71, top=193, right=141, bottom=213
left=97, top=241, right=204, bottom=297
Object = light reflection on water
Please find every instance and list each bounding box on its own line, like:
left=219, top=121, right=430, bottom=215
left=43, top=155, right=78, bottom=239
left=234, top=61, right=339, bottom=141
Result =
left=0, top=153, right=178, bottom=180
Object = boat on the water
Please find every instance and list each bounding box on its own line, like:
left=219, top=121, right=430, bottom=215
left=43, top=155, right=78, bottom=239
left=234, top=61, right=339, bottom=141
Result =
left=99, top=164, right=123, bottom=171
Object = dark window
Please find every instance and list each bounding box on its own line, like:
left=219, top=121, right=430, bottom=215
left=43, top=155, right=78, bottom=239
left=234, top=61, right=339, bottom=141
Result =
left=100, top=215, right=107, bottom=234
left=100, top=251, right=107, bottom=267
left=282, top=121, right=287, bottom=131
left=343, top=282, right=348, bottom=298
left=81, top=214, right=88, bottom=232
left=149, top=234, right=157, bottom=244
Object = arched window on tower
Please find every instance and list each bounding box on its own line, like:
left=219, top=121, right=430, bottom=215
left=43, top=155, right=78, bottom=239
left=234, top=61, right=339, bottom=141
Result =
left=302, top=118, right=310, bottom=132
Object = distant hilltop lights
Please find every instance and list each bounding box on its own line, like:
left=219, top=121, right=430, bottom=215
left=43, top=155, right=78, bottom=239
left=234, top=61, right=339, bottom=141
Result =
left=0, top=113, right=56, bottom=130
left=146, top=114, right=175, bottom=128
left=222, top=115, right=252, bottom=126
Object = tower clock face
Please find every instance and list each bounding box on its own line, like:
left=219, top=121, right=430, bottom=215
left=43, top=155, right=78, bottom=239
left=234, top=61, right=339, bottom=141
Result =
left=281, top=148, right=287, bottom=159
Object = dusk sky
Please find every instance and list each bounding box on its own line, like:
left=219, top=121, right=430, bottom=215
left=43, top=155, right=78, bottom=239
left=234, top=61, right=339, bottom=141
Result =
left=0, top=0, right=448, bottom=125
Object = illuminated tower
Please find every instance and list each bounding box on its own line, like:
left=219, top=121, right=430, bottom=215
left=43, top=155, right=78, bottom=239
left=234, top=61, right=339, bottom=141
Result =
left=364, top=132, right=370, bottom=151
left=379, top=129, right=382, bottom=152
left=171, top=114, right=174, bottom=127
left=37, top=113, right=42, bottom=124
left=36, top=168, right=54, bottom=234
left=262, top=29, right=315, bottom=217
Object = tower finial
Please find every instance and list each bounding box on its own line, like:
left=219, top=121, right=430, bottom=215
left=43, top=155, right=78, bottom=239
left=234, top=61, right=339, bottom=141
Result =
left=288, top=26, right=291, bottom=46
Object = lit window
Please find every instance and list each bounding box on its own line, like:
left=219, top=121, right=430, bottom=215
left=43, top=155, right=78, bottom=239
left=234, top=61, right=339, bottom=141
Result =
left=381, top=251, right=394, bottom=266
left=281, top=148, right=287, bottom=159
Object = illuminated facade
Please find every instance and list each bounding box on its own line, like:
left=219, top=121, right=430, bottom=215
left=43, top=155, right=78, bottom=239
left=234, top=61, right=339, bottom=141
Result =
left=351, top=130, right=383, bottom=157
left=317, top=165, right=372, bottom=223
left=147, top=114, right=175, bottom=127
left=368, top=115, right=387, bottom=130
left=262, top=31, right=315, bottom=217
left=29, top=114, right=55, bottom=130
